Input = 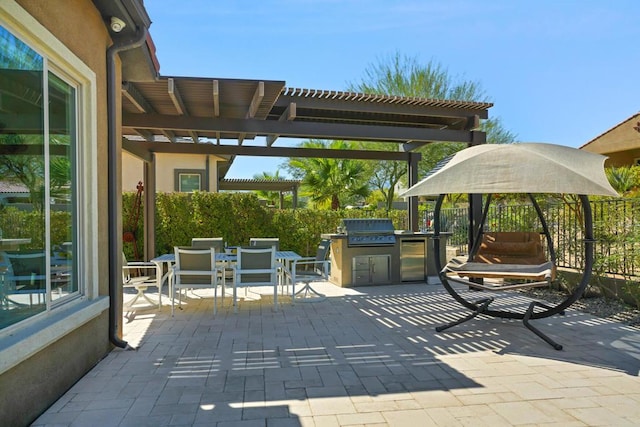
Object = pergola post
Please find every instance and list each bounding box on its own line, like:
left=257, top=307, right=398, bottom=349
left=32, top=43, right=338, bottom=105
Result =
left=292, top=186, right=298, bottom=209
left=407, top=152, right=420, bottom=231
left=143, top=153, right=156, bottom=259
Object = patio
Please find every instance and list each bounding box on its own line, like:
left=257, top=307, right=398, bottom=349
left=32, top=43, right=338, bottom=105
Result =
left=33, top=281, right=640, bottom=426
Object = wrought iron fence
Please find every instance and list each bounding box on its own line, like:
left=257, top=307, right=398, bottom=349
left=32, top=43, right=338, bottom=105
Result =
left=422, top=198, right=640, bottom=278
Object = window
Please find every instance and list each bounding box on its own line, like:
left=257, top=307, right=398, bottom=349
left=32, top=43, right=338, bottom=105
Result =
left=635, top=158, right=640, bottom=166
left=175, top=169, right=206, bottom=192
left=179, top=173, right=201, bottom=192
left=0, top=23, right=82, bottom=329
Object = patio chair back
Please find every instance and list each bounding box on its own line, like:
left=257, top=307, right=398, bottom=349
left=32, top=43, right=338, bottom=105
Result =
left=249, top=237, right=279, bottom=250
left=233, top=246, right=278, bottom=312
left=3, top=251, right=47, bottom=305
left=236, top=246, right=277, bottom=285
left=172, top=246, right=220, bottom=315
left=174, top=247, right=217, bottom=285
left=191, top=237, right=225, bottom=253
left=314, top=238, right=331, bottom=270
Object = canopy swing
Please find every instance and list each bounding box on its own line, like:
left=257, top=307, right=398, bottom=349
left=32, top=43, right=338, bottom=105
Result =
left=401, top=143, right=619, bottom=350
left=442, top=192, right=557, bottom=291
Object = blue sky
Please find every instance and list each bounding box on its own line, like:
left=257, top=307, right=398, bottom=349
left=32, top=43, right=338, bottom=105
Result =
left=144, top=0, right=640, bottom=179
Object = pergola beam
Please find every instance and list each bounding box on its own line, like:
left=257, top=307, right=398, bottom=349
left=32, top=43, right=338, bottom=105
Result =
left=160, top=129, right=176, bottom=142
left=122, top=139, right=153, bottom=162
left=266, top=102, right=296, bottom=146
left=135, top=128, right=154, bottom=141
left=123, top=140, right=419, bottom=161
left=123, top=113, right=479, bottom=144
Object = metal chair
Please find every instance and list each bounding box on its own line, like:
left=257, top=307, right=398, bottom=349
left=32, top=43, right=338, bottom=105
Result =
left=2, top=251, right=46, bottom=307
left=284, top=239, right=330, bottom=302
left=249, top=238, right=279, bottom=250
left=191, top=237, right=232, bottom=290
left=122, top=252, right=159, bottom=309
left=171, top=246, right=220, bottom=315
left=232, top=246, right=278, bottom=313
left=191, top=237, right=225, bottom=253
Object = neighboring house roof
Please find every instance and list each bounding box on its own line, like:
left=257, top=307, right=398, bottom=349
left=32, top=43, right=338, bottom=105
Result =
left=219, top=179, right=300, bottom=192
left=580, top=112, right=640, bottom=155
left=0, top=181, right=28, bottom=194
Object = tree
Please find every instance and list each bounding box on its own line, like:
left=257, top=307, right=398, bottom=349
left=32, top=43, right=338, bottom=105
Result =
left=347, top=53, right=517, bottom=197
left=354, top=141, right=405, bottom=212
left=285, top=140, right=370, bottom=210
left=606, top=166, right=640, bottom=196
left=0, top=133, right=72, bottom=211
left=252, top=170, right=283, bottom=207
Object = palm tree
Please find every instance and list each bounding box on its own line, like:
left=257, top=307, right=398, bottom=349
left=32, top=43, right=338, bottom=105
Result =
left=252, top=170, right=283, bottom=206
left=287, top=140, right=370, bottom=210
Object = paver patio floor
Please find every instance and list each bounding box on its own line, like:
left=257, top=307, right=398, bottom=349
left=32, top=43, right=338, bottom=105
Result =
left=33, top=281, right=640, bottom=426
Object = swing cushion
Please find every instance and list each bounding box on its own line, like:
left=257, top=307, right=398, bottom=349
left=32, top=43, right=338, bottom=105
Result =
left=473, top=232, right=546, bottom=265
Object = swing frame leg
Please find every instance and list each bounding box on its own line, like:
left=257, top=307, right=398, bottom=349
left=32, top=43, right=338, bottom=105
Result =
left=523, top=301, right=564, bottom=350
left=435, top=297, right=494, bottom=332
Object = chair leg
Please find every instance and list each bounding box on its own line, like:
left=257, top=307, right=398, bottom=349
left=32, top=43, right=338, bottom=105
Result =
left=171, top=284, right=175, bottom=317
left=294, top=281, right=326, bottom=302
left=213, top=285, right=217, bottom=316
left=233, top=279, right=238, bottom=314
left=435, top=297, right=493, bottom=332
left=523, top=301, right=564, bottom=350
left=273, top=282, right=278, bottom=312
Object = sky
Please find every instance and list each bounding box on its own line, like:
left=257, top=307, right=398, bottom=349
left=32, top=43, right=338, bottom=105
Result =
left=144, top=0, right=640, bottom=179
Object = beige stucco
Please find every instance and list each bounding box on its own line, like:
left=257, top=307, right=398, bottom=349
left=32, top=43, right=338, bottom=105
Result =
left=123, top=152, right=223, bottom=192
left=581, top=113, right=640, bottom=167
left=0, top=1, right=113, bottom=425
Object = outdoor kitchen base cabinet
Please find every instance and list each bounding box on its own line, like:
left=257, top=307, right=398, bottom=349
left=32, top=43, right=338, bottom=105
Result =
left=353, top=255, right=391, bottom=285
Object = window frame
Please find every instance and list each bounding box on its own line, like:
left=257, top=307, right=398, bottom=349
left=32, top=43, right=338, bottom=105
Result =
left=0, top=1, right=102, bottom=373
left=174, top=169, right=207, bottom=192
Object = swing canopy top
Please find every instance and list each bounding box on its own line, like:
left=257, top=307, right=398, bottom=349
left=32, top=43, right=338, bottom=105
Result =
left=400, top=143, right=619, bottom=198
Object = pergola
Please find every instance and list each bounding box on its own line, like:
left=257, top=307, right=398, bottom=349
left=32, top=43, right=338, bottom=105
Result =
left=120, top=76, right=492, bottom=257
left=219, top=178, right=300, bottom=209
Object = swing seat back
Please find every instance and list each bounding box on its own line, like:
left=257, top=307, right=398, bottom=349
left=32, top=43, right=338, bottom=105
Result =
left=473, top=232, right=547, bottom=265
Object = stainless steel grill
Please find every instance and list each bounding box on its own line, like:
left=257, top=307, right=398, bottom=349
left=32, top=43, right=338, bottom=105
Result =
left=341, top=218, right=396, bottom=246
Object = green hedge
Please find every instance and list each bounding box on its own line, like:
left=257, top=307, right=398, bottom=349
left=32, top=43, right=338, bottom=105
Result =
left=123, top=191, right=409, bottom=259
left=0, top=207, right=71, bottom=251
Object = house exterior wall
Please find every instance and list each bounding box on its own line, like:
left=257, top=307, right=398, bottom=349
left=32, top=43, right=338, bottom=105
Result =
left=0, top=1, right=113, bottom=425
left=604, top=148, right=640, bottom=167
left=581, top=113, right=640, bottom=167
left=123, top=151, right=145, bottom=190
left=123, top=152, right=221, bottom=192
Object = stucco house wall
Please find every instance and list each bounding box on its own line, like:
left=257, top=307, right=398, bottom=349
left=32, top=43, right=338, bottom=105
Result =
left=580, top=113, right=640, bottom=167
left=123, top=151, right=223, bottom=192
left=0, top=1, right=113, bottom=425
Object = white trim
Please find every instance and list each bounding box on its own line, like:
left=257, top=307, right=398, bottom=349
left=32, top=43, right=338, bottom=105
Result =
left=0, top=298, right=109, bottom=375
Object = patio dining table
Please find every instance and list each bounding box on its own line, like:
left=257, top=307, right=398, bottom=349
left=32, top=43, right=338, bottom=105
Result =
left=150, top=250, right=302, bottom=307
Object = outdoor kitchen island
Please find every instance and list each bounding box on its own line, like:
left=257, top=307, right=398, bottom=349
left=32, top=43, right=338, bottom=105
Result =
left=322, top=219, right=447, bottom=288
